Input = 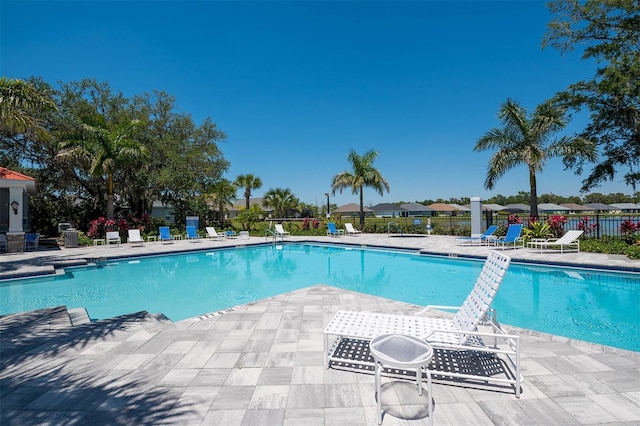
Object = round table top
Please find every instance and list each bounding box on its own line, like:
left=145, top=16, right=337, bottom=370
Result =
left=369, top=334, right=433, bottom=369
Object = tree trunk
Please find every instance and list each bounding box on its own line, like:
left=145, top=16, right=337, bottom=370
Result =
left=529, top=167, right=538, bottom=219
left=359, top=187, right=365, bottom=226
left=107, top=173, right=114, bottom=220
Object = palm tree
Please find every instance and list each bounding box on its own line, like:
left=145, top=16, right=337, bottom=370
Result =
left=475, top=99, right=597, bottom=219
left=263, top=187, right=299, bottom=218
left=57, top=113, right=149, bottom=220
left=235, top=173, right=262, bottom=210
left=331, top=149, right=390, bottom=226
left=207, top=179, right=237, bottom=225
left=0, top=77, right=57, bottom=140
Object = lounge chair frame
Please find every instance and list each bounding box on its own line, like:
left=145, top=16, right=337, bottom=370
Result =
left=205, top=227, right=225, bottom=239
left=327, top=222, right=343, bottom=237
left=159, top=226, right=174, bottom=243
left=493, top=224, right=524, bottom=250
left=527, top=229, right=583, bottom=253
left=455, top=225, right=498, bottom=246
left=127, top=229, right=144, bottom=246
left=185, top=225, right=202, bottom=241
left=344, top=223, right=362, bottom=236
left=106, top=231, right=121, bottom=246
left=274, top=224, right=290, bottom=240
left=323, top=251, right=522, bottom=398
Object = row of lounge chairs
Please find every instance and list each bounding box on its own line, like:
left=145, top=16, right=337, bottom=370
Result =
left=456, top=224, right=584, bottom=253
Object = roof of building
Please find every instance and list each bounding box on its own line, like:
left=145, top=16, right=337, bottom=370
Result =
left=481, top=203, right=506, bottom=211
left=370, top=203, right=407, bottom=212
left=609, top=203, right=640, bottom=210
left=0, top=167, right=36, bottom=182
left=427, top=203, right=458, bottom=211
left=538, top=203, right=570, bottom=212
left=583, top=203, right=614, bottom=211
left=560, top=203, right=591, bottom=211
left=400, top=203, right=434, bottom=212
left=502, top=203, right=531, bottom=212
left=334, top=203, right=374, bottom=213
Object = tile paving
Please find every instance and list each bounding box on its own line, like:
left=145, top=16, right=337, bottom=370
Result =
left=1, top=234, right=639, bottom=425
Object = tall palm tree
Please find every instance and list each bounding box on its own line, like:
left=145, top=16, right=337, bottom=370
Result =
left=331, top=149, right=390, bottom=226
left=235, top=173, right=262, bottom=210
left=0, top=77, right=57, bottom=140
left=475, top=98, right=597, bottom=219
left=57, top=113, right=148, bottom=220
left=207, top=179, right=237, bottom=224
left=263, top=187, right=299, bottom=218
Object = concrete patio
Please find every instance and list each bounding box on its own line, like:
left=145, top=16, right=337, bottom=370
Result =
left=1, top=234, right=639, bottom=425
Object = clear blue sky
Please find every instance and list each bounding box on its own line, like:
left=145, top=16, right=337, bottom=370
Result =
left=1, top=1, right=631, bottom=207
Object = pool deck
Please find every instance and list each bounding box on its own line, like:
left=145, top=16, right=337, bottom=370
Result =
left=1, top=234, right=639, bottom=425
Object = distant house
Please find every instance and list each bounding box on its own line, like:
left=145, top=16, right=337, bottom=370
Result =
left=151, top=201, right=176, bottom=223
left=538, top=203, right=571, bottom=214
left=481, top=203, right=505, bottom=212
left=560, top=203, right=591, bottom=213
left=583, top=203, right=614, bottom=212
left=400, top=203, right=435, bottom=217
left=333, top=203, right=374, bottom=219
left=228, top=198, right=273, bottom=219
left=427, top=203, right=460, bottom=216
left=371, top=203, right=407, bottom=218
left=0, top=166, right=36, bottom=234
left=609, top=203, right=640, bottom=213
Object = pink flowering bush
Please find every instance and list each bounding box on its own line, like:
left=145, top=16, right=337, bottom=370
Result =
left=620, top=219, right=640, bottom=244
left=86, top=214, right=152, bottom=238
left=547, top=215, right=567, bottom=238
left=577, top=216, right=599, bottom=237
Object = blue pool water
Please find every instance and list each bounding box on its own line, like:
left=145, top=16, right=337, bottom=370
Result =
left=1, top=244, right=639, bottom=351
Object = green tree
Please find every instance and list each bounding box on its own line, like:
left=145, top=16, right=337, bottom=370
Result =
left=207, top=179, right=237, bottom=225
left=263, top=187, right=299, bottom=218
left=475, top=98, right=597, bottom=218
left=0, top=77, right=57, bottom=143
left=235, top=174, right=262, bottom=210
left=544, top=0, right=640, bottom=193
left=234, top=204, right=264, bottom=231
left=57, top=113, right=148, bottom=220
left=331, top=149, right=390, bottom=226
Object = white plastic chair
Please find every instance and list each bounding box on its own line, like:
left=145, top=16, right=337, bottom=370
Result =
left=344, top=223, right=362, bottom=235
left=127, top=229, right=144, bottom=246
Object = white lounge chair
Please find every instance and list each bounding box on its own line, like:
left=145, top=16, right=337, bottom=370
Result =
left=106, top=231, right=121, bottom=246
left=528, top=229, right=583, bottom=253
left=274, top=224, right=290, bottom=239
left=205, top=227, right=225, bottom=239
left=344, top=223, right=362, bottom=235
left=127, top=229, right=144, bottom=246
left=323, top=251, right=522, bottom=398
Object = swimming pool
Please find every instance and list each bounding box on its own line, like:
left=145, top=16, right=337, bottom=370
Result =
left=1, top=243, right=638, bottom=351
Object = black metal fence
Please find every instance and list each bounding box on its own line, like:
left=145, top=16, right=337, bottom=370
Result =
left=490, top=214, right=640, bottom=239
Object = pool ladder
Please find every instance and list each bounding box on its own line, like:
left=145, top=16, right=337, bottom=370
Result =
left=265, top=228, right=283, bottom=243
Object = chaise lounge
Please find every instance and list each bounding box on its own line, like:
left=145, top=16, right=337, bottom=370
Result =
left=527, top=229, right=583, bottom=253
left=455, top=225, right=498, bottom=246
left=323, top=250, right=522, bottom=397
